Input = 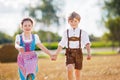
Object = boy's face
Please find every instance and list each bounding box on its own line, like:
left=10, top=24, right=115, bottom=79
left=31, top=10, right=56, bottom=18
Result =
left=68, top=18, right=80, bottom=29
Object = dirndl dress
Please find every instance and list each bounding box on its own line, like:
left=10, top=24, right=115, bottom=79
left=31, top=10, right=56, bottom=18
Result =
left=17, top=34, right=38, bottom=80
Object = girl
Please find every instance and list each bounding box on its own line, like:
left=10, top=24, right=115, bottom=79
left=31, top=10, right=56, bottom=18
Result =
left=15, top=18, right=52, bottom=80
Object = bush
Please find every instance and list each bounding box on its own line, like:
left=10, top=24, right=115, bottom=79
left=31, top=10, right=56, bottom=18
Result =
left=91, top=41, right=119, bottom=48
left=0, top=44, right=18, bottom=63
left=35, top=42, right=58, bottom=50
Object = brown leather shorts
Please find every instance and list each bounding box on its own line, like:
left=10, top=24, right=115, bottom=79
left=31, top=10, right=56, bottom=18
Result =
left=65, top=48, right=83, bottom=70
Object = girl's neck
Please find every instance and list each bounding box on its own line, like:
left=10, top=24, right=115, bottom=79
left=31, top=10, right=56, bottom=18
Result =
left=23, top=32, right=31, bottom=37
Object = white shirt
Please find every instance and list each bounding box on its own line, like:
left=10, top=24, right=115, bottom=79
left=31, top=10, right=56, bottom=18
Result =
left=15, top=33, right=41, bottom=49
left=58, top=27, right=90, bottom=49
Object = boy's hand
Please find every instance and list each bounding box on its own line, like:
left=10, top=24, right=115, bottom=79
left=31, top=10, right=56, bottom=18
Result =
left=87, top=54, right=91, bottom=60
left=51, top=54, right=57, bottom=61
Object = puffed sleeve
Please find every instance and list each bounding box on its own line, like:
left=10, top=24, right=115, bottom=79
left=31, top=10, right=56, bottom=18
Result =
left=15, top=34, right=23, bottom=49
left=15, top=34, right=20, bottom=43
left=81, top=30, right=91, bottom=48
left=58, top=30, right=68, bottom=48
left=34, top=34, right=41, bottom=44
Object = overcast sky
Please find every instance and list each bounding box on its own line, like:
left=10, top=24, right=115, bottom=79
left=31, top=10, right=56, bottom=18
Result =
left=0, top=0, right=105, bottom=37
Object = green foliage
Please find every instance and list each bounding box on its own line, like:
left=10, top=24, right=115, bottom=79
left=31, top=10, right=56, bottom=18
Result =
left=36, top=42, right=58, bottom=50
left=91, top=41, right=119, bottom=48
left=89, top=34, right=101, bottom=41
left=105, top=17, right=120, bottom=42
left=0, top=31, right=13, bottom=44
left=102, top=0, right=120, bottom=49
left=103, top=0, right=120, bottom=18
left=37, top=30, right=61, bottom=42
left=36, top=41, right=119, bottom=50
left=13, top=28, right=23, bottom=38
left=26, top=0, right=64, bottom=26
left=92, top=51, right=117, bottom=55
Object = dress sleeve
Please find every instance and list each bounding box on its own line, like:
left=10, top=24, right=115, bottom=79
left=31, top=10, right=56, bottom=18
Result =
left=15, top=34, right=20, bottom=43
left=34, top=34, right=41, bottom=44
left=15, top=34, right=23, bottom=49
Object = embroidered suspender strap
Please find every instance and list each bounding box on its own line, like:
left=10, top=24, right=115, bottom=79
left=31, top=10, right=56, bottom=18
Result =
left=79, top=29, right=82, bottom=48
left=67, top=29, right=70, bottom=49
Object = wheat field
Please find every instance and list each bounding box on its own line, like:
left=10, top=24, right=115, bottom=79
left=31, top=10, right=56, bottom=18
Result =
left=0, top=54, right=120, bottom=80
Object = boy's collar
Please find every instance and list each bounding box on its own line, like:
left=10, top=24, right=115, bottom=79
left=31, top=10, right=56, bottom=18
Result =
left=70, top=27, right=79, bottom=30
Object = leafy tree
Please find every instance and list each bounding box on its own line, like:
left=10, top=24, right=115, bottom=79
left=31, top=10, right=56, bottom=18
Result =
left=25, top=0, right=64, bottom=43
left=103, top=0, right=120, bottom=18
left=102, top=0, right=120, bottom=52
left=89, top=34, right=101, bottom=42
left=37, top=30, right=61, bottom=42
left=105, top=17, right=120, bottom=49
left=25, top=0, right=64, bottom=27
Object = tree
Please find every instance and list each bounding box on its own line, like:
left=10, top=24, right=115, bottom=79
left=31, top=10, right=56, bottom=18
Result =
left=25, top=0, right=64, bottom=27
left=102, top=0, right=120, bottom=52
left=103, top=0, right=120, bottom=18
left=25, top=0, right=64, bottom=44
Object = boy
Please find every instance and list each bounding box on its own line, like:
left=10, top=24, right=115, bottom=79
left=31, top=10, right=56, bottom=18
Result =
left=54, top=12, right=91, bottom=80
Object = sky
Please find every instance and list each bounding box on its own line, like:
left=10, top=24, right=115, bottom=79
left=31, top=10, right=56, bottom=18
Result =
left=0, top=0, right=105, bottom=37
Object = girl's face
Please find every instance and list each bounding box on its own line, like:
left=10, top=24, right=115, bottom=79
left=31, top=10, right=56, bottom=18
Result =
left=68, top=18, right=80, bottom=29
left=22, top=20, right=33, bottom=33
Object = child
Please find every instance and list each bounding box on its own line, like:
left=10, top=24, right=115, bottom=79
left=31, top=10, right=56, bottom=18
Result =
left=54, top=12, right=91, bottom=80
left=15, top=18, right=52, bottom=80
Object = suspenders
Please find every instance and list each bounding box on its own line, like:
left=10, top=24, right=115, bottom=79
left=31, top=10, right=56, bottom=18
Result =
left=67, top=29, right=82, bottom=49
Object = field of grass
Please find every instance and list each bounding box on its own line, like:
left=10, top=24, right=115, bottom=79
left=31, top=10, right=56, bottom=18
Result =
left=0, top=54, right=120, bottom=80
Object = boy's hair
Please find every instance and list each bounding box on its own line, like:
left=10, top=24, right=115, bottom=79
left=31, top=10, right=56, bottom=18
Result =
left=68, top=12, right=81, bottom=21
left=21, top=17, right=33, bottom=25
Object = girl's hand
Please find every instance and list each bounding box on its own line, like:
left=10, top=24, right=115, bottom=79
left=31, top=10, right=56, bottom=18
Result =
left=51, top=54, right=57, bottom=61
left=87, top=54, right=91, bottom=60
left=19, top=48, right=24, bottom=53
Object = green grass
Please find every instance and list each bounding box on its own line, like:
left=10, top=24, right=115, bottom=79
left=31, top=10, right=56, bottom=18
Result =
left=92, top=51, right=117, bottom=55
left=37, top=51, right=118, bottom=59
left=91, top=41, right=119, bottom=48
left=38, top=53, right=50, bottom=58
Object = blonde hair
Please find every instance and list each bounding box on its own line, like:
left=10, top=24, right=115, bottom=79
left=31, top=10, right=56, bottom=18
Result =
left=68, top=12, right=81, bottom=21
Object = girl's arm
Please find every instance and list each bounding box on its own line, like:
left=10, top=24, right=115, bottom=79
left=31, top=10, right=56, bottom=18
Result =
left=37, top=43, right=51, bottom=56
left=15, top=42, right=24, bottom=52
left=15, top=34, right=24, bottom=53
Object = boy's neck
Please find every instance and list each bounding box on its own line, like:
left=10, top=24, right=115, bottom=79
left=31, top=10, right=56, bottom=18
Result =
left=72, top=27, right=78, bottom=30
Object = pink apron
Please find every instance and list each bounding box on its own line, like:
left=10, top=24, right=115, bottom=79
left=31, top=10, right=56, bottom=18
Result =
left=17, top=51, right=38, bottom=77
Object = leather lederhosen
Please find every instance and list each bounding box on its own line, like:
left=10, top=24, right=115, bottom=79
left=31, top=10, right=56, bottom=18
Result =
left=65, top=29, right=83, bottom=70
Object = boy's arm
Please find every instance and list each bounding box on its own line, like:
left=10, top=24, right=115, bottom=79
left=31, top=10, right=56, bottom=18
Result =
left=51, top=45, right=63, bottom=61
left=37, top=43, right=51, bottom=56
left=55, top=45, right=63, bottom=55
left=86, top=43, right=91, bottom=60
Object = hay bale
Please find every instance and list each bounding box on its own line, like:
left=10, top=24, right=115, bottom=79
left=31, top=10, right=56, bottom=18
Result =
left=0, top=44, right=18, bottom=63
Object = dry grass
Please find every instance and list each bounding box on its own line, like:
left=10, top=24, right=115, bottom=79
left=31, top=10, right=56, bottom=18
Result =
left=0, top=54, right=120, bottom=80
